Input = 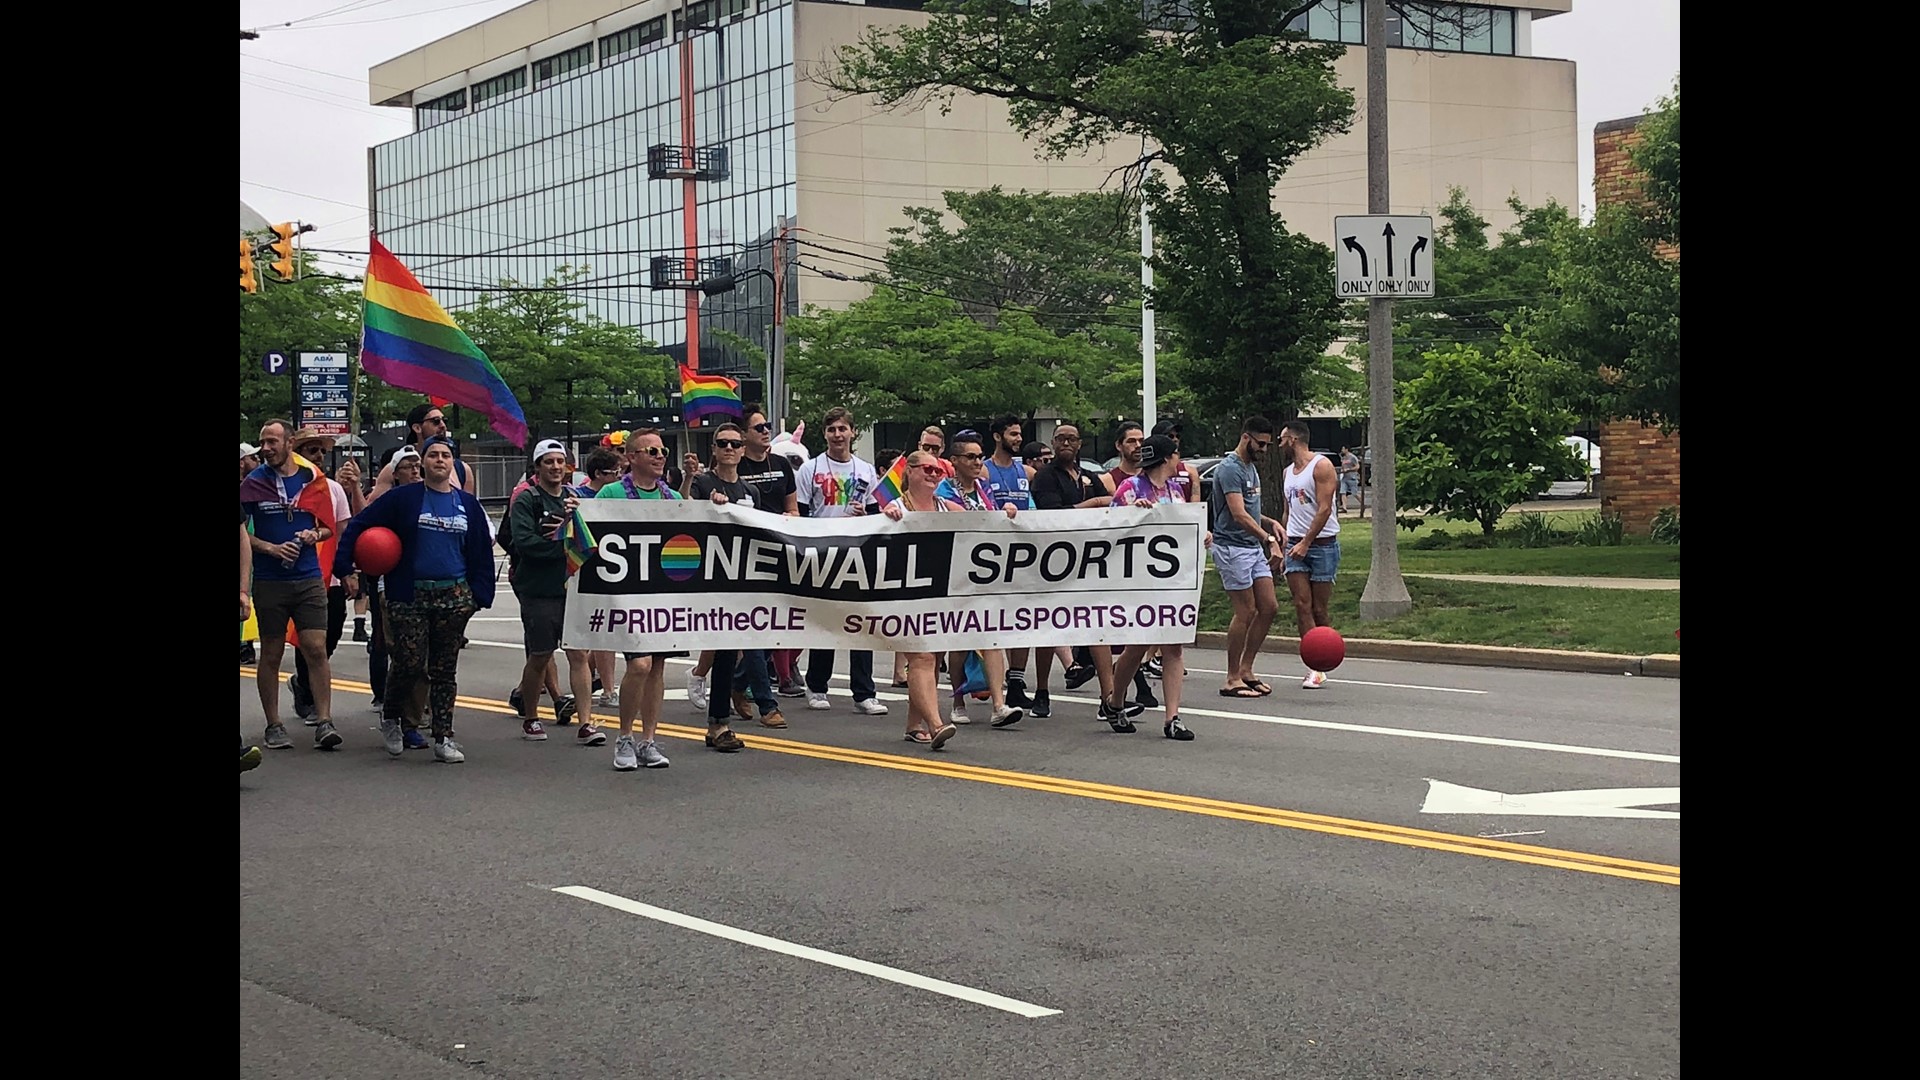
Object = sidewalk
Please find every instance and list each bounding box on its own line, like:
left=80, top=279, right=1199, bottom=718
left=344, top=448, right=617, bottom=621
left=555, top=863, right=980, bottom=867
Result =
left=1194, top=631, right=1680, bottom=679
left=1401, top=573, right=1679, bottom=591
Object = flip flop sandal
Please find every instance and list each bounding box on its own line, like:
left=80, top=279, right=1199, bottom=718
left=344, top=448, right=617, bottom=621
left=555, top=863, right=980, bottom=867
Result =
left=1218, top=686, right=1263, bottom=699
left=930, top=724, right=957, bottom=750
left=1243, top=680, right=1274, bottom=696
left=903, top=730, right=932, bottom=744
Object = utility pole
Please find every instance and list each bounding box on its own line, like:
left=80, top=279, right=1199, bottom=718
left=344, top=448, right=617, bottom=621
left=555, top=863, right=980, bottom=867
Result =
left=771, top=217, right=790, bottom=429
left=1140, top=162, right=1156, bottom=432
left=1357, top=0, right=1412, bottom=620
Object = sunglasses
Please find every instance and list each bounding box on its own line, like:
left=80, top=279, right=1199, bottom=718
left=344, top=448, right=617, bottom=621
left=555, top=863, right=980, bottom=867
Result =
left=917, top=464, right=945, bottom=476
left=714, top=439, right=745, bottom=450
left=752, top=422, right=774, bottom=434
left=919, top=443, right=943, bottom=453
left=632, top=446, right=665, bottom=458
left=957, top=452, right=984, bottom=462
left=423, top=416, right=446, bottom=425
left=594, top=468, right=619, bottom=477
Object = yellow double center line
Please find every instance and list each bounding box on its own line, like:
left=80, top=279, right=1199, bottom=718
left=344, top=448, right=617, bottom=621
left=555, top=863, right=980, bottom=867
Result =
left=243, top=668, right=1680, bottom=887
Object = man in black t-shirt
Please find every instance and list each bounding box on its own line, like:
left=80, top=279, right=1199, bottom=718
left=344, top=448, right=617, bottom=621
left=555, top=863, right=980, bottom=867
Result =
left=1025, top=423, right=1125, bottom=722
left=688, top=422, right=788, bottom=739
left=735, top=404, right=799, bottom=514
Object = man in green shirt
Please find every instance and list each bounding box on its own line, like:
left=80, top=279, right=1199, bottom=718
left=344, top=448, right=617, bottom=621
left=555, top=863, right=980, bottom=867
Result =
left=594, top=428, right=684, bottom=769
left=509, top=439, right=606, bottom=747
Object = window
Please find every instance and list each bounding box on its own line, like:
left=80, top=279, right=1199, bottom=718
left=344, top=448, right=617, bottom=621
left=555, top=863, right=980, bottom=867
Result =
left=414, top=89, right=466, bottom=129
left=600, top=17, right=666, bottom=64
left=1491, top=9, right=1513, bottom=55
left=1308, top=4, right=1516, bottom=55
left=471, top=67, right=526, bottom=106
left=673, top=1, right=713, bottom=36
left=716, top=0, right=751, bottom=20
left=534, top=44, right=592, bottom=86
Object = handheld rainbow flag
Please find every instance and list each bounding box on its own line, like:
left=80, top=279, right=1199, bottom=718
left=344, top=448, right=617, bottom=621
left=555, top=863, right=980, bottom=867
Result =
left=563, top=507, right=596, bottom=576
left=361, top=237, right=528, bottom=447
left=679, top=363, right=742, bottom=423
left=873, top=452, right=910, bottom=506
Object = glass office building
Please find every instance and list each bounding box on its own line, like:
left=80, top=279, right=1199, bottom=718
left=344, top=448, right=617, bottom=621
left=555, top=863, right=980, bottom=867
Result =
left=370, top=0, right=797, bottom=376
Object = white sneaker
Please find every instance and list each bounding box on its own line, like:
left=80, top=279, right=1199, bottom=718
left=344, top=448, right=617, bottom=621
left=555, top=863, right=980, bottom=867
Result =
left=990, top=704, right=1024, bottom=728
left=1302, top=670, right=1327, bottom=690
left=434, top=737, right=466, bottom=764
left=854, top=698, right=890, bottom=716
left=613, top=734, right=638, bottom=771
left=687, top=672, right=710, bottom=712
left=592, top=689, right=617, bottom=708
left=806, top=690, right=832, bottom=711
left=950, top=700, right=972, bottom=725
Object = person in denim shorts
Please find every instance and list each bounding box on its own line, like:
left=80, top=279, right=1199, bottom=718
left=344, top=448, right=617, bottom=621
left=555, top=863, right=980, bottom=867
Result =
left=1277, top=420, right=1342, bottom=690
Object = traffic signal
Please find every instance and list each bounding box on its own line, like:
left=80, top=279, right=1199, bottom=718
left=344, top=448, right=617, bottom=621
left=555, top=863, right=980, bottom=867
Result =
left=240, top=236, right=258, bottom=294
left=268, top=222, right=298, bottom=282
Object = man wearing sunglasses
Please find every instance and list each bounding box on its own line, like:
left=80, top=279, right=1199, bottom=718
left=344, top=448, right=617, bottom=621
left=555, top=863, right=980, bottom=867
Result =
left=688, top=423, right=770, bottom=747
left=592, top=428, right=678, bottom=770
left=1210, top=416, right=1288, bottom=699
left=1025, top=422, right=1130, bottom=724
left=732, top=405, right=805, bottom=697
left=372, top=402, right=477, bottom=500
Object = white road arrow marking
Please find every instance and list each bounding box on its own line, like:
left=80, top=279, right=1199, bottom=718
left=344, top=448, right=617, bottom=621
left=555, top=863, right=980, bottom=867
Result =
left=1421, top=779, right=1679, bottom=819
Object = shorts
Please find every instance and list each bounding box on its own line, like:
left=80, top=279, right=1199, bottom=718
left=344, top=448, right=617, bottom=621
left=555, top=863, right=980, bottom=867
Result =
left=1339, top=475, right=1359, bottom=495
left=254, top=578, right=328, bottom=634
left=1213, top=544, right=1274, bottom=592
left=624, top=651, right=689, bottom=663
left=520, top=595, right=567, bottom=655
left=1284, top=538, right=1342, bottom=583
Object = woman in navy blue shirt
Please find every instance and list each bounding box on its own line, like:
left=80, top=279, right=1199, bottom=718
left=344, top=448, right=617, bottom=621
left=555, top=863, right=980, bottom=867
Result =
left=335, top=437, right=496, bottom=764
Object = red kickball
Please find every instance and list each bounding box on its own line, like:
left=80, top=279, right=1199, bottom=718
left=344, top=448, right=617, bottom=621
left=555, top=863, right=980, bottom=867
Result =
left=354, top=526, right=403, bottom=576
left=1300, top=626, right=1346, bottom=672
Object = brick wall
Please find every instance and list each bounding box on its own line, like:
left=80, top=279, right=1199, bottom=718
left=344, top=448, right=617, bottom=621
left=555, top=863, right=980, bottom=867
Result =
left=1592, top=115, right=1679, bottom=535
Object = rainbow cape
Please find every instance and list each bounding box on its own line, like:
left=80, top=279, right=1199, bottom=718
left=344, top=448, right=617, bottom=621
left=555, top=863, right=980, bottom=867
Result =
left=680, top=363, right=741, bottom=422
left=361, top=237, right=528, bottom=447
left=874, top=453, right=909, bottom=506
left=563, top=507, right=596, bottom=576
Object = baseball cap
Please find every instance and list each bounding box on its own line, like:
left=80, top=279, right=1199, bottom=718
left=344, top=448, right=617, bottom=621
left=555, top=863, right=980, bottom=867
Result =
left=1150, top=419, right=1182, bottom=438
left=392, top=446, right=422, bottom=466
left=239, top=442, right=258, bottom=458
left=532, top=438, right=568, bottom=463
left=1020, top=441, right=1048, bottom=462
left=1138, top=434, right=1178, bottom=469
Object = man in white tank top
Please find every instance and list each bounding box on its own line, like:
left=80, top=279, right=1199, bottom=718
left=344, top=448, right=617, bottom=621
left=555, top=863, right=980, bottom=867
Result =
left=1278, top=420, right=1341, bottom=689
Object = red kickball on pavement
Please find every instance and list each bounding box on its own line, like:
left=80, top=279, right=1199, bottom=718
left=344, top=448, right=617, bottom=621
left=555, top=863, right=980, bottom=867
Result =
left=1300, top=626, right=1346, bottom=672
left=354, top=526, right=403, bottom=576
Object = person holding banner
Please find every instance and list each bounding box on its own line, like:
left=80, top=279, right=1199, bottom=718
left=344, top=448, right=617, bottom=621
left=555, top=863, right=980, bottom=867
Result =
left=879, top=451, right=964, bottom=750
left=934, top=432, right=1024, bottom=729
left=590, top=428, right=680, bottom=769
left=1105, top=435, right=1203, bottom=740
left=794, top=407, right=888, bottom=718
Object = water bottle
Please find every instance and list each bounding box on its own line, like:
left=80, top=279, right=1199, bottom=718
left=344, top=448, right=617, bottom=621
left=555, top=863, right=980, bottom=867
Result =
left=281, top=535, right=303, bottom=569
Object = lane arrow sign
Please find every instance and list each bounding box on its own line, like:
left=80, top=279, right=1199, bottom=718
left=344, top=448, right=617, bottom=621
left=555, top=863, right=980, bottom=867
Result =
left=1341, top=236, right=1368, bottom=278
left=1382, top=222, right=1396, bottom=278
left=1420, top=779, right=1680, bottom=820
left=1408, top=235, right=1429, bottom=277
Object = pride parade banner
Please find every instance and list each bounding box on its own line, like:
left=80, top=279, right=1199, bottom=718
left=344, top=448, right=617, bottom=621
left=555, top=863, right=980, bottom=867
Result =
left=562, top=501, right=1208, bottom=653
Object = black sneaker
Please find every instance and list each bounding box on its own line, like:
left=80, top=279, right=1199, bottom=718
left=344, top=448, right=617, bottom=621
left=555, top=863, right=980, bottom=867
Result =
left=1122, top=698, right=1146, bottom=718
left=239, top=643, right=256, bottom=665
left=1143, top=658, right=1164, bottom=680
left=1004, top=670, right=1031, bottom=709
left=553, top=696, right=577, bottom=726
left=1063, top=664, right=1095, bottom=690
left=352, top=621, right=369, bottom=643
left=1134, top=673, right=1159, bottom=710
left=1031, top=689, right=1051, bottom=718
left=1164, top=716, right=1194, bottom=741
left=592, top=673, right=604, bottom=693
left=1102, top=701, right=1136, bottom=734
left=313, top=721, right=343, bottom=750
left=509, top=687, right=526, bottom=717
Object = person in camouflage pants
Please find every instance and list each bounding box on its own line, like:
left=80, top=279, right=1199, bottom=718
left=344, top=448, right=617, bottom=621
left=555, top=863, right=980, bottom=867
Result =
left=385, top=580, right=478, bottom=739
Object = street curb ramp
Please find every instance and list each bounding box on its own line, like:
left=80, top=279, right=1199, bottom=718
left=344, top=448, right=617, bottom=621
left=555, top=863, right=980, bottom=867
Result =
left=1191, top=632, right=1680, bottom=679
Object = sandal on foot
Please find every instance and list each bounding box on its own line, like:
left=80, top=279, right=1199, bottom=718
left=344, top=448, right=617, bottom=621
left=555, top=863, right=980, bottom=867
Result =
left=1218, top=685, right=1263, bottom=699
left=903, top=730, right=932, bottom=744
left=1242, top=680, right=1273, bottom=696
left=930, top=723, right=957, bottom=750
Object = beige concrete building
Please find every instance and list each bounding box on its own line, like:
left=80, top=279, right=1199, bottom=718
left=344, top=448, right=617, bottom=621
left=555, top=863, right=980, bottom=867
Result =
left=368, top=0, right=1577, bottom=409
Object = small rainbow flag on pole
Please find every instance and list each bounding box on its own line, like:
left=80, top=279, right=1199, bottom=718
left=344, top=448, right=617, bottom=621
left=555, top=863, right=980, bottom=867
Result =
left=680, top=363, right=742, bottom=423
left=874, top=452, right=910, bottom=506
left=563, top=507, right=596, bottom=576
left=361, top=237, right=528, bottom=447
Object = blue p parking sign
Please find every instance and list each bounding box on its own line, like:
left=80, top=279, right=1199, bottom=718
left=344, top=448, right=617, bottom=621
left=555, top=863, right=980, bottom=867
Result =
left=261, top=351, right=288, bottom=375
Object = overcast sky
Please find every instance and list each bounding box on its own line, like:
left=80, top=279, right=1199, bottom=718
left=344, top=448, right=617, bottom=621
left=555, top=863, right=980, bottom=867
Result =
left=240, top=0, right=1679, bottom=272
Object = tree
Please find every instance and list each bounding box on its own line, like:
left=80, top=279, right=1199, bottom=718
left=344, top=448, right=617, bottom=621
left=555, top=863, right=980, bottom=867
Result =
left=238, top=260, right=420, bottom=442
left=1395, top=338, right=1583, bottom=535
left=822, top=1, right=1354, bottom=423
left=457, top=267, right=668, bottom=443
left=1526, top=80, right=1679, bottom=430
left=786, top=285, right=1126, bottom=427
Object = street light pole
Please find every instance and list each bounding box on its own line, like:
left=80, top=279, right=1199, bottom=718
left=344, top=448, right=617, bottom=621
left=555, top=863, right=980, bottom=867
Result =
left=1357, top=0, right=1413, bottom=620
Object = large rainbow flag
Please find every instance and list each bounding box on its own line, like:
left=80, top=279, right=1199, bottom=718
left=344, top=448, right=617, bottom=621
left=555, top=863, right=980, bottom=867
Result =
left=680, top=363, right=742, bottom=423
left=361, top=237, right=528, bottom=447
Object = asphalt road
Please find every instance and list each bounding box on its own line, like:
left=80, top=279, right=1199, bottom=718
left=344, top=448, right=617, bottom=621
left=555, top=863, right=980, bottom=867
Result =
left=240, top=592, right=1679, bottom=1079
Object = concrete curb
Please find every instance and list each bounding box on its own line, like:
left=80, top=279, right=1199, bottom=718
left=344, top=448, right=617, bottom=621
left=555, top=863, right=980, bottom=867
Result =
left=1190, top=632, right=1680, bottom=679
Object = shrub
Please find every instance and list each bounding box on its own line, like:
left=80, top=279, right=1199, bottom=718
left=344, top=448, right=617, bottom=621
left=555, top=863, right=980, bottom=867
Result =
left=1504, top=513, right=1563, bottom=549
left=1650, top=506, right=1680, bottom=545
left=1575, top=512, right=1626, bottom=547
